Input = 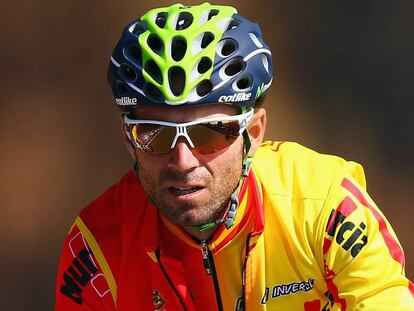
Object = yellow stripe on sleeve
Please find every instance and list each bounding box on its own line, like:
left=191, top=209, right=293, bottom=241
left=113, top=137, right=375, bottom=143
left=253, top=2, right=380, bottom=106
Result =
left=75, top=216, right=118, bottom=308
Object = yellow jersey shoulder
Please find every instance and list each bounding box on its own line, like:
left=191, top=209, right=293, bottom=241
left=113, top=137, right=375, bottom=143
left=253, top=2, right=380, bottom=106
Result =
left=252, top=141, right=367, bottom=200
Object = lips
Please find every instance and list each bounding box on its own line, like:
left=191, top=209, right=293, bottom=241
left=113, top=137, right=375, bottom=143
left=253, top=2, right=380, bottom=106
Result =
left=169, top=185, right=204, bottom=195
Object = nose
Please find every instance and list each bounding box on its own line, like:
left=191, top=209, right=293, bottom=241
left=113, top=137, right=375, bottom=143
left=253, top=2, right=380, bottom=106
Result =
left=166, top=137, right=200, bottom=172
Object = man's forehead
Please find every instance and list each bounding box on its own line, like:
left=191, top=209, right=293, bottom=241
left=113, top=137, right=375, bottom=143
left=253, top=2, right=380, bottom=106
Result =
left=130, top=103, right=239, bottom=121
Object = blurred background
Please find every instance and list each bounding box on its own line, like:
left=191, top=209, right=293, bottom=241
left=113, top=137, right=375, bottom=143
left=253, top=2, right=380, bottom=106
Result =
left=0, top=0, right=413, bottom=309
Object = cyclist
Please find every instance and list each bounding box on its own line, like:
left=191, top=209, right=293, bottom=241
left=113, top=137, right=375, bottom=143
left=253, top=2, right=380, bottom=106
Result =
left=55, top=3, right=414, bottom=310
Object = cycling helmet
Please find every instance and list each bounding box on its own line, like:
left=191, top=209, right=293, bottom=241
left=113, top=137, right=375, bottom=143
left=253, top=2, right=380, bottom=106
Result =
left=108, top=2, right=273, bottom=112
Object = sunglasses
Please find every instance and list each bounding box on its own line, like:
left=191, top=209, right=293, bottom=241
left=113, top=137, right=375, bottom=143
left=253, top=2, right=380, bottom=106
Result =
left=124, top=109, right=254, bottom=155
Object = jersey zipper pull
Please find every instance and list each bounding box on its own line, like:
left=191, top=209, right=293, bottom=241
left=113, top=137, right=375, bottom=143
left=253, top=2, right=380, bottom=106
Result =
left=200, top=241, right=212, bottom=275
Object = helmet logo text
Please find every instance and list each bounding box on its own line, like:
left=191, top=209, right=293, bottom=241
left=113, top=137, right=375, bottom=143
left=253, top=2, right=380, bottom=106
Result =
left=116, top=97, right=137, bottom=106
left=218, top=92, right=252, bottom=103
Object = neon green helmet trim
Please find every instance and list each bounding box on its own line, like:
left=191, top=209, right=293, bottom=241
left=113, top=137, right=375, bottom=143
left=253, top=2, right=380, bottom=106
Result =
left=138, top=3, right=237, bottom=103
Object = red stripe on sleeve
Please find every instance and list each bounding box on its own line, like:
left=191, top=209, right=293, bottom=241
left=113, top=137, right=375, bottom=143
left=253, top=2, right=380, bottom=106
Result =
left=409, top=281, right=414, bottom=297
left=325, top=196, right=357, bottom=234
left=341, top=178, right=406, bottom=267
left=337, top=196, right=358, bottom=217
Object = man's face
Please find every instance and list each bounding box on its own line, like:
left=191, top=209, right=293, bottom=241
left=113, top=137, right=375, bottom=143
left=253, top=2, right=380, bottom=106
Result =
left=128, top=104, right=244, bottom=228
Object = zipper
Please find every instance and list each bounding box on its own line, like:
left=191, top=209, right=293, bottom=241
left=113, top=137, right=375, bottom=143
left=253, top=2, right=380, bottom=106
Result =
left=155, top=249, right=188, bottom=311
left=200, top=241, right=224, bottom=311
left=240, top=233, right=252, bottom=311
left=200, top=241, right=212, bottom=275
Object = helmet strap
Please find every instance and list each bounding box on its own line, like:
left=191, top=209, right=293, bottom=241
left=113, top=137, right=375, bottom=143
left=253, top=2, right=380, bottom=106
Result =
left=133, top=160, right=140, bottom=178
left=242, top=130, right=253, bottom=177
left=190, top=193, right=239, bottom=232
left=241, top=105, right=253, bottom=177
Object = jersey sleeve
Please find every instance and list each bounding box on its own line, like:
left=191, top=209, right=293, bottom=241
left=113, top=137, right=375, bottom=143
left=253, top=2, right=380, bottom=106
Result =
left=318, top=165, right=414, bottom=310
left=55, top=218, right=117, bottom=311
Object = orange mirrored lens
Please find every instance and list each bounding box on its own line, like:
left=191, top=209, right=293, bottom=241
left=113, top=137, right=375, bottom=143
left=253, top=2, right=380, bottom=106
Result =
left=189, top=122, right=239, bottom=154
left=143, top=126, right=176, bottom=154
left=132, top=121, right=240, bottom=155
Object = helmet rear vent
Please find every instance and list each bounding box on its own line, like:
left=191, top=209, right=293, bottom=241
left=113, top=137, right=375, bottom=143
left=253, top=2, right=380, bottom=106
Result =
left=176, top=12, right=193, bottom=30
left=201, top=32, right=214, bottom=49
left=196, top=79, right=213, bottom=97
left=207, top=9, right=219, bottom=20
left=226, top=19, right=240, bottom=31
left=168, top=67, right=186, bottom=96
left=171, top=37, right=187, bottom=61
left=221, top=39, right=237, bottom=57
left=124, top=44, right=141, bottom=61
left=224, top=59, right=245, bottom=76
left=155, top=12, right=168, bottom=28
left=114, top=81, right=129, bottom=97
left=119, top=64, right=138, bottom=82
left=235, top=75, right=252, bottom=91
left=130, top=21, right=148, bottom=35
left=144, top=60, right=163, bottom=84
left=197, top=57, right=212, bottom=74
left=261, top=54, right=270, bottom=73
left=147, top=34, right=163, bottom=54
left=144, top=82, right=164, bottom=102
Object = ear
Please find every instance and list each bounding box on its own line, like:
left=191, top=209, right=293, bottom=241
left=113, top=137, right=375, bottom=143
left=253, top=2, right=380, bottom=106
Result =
left=247, top=108, right=266, bottom=156
left=119, top=113, right=137, bottom=161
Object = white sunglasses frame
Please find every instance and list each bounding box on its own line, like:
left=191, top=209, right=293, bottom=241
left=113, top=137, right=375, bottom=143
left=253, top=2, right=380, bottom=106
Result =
left=124, top=109, right=254, bottom=152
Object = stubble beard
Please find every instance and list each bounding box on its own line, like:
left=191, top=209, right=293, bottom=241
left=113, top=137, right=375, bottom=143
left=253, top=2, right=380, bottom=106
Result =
left=137, top=154, right=243, bottom=227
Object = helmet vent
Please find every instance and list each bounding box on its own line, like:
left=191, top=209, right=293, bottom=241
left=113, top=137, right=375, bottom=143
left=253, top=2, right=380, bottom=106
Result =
left=168, top=66, right=186, bottom=96
left=196, top=79, right=213, bottom=97
left=176, top=12, right=193, bottom=30
left=130, top=21, right=148, bottom=35
left=226, top=19, right=240, bottom=31
left=147, top=34, right=163, bottom=54
left=207, top=9, right=219, bottom=20
left=155, top=12, right=168, bottom=28
left=261, top=54, right=270, bottom=73
left=221, top=39, right=237, bottom=57
left=224, top=59, right=245, bottom=76
left=235, top=75, right=252, bottom=91
left=124, top=44, right=141, bottom=61
left=119, top=64, right=138, bottom=82
left=201, top=32, right=214, bottom=49
left=197, top=57, right=212, bottom=74
left=171, top=37, right=187, bottom=61
left=114, top=81, right=129, bottom=97
left=144, top=82, right=164, bottom=102
left=144, top=60, right=163, bottom=84
left=249, top=32, right=263, bottom=48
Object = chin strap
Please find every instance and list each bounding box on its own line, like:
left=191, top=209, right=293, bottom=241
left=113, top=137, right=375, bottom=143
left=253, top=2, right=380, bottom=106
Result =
left=190, top=193, right=239, bottom=232
left=133, top=160, right=139, bottom=178
left=241, top=130, right=253, bottom=177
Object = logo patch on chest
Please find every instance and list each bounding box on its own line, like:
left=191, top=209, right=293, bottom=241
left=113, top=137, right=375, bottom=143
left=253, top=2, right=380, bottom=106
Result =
left=261, top=278, right=315, bottom=304
left=153, top=290, right=166, bottom=310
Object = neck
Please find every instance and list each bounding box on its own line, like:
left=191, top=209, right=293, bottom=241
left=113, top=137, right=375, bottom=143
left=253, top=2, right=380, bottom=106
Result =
left=183, top=226, right=218, bottom=241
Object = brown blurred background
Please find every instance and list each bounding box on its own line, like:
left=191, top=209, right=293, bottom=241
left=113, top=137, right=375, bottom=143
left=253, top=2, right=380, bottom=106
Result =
left=0, top=0, right=413, bottom=309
